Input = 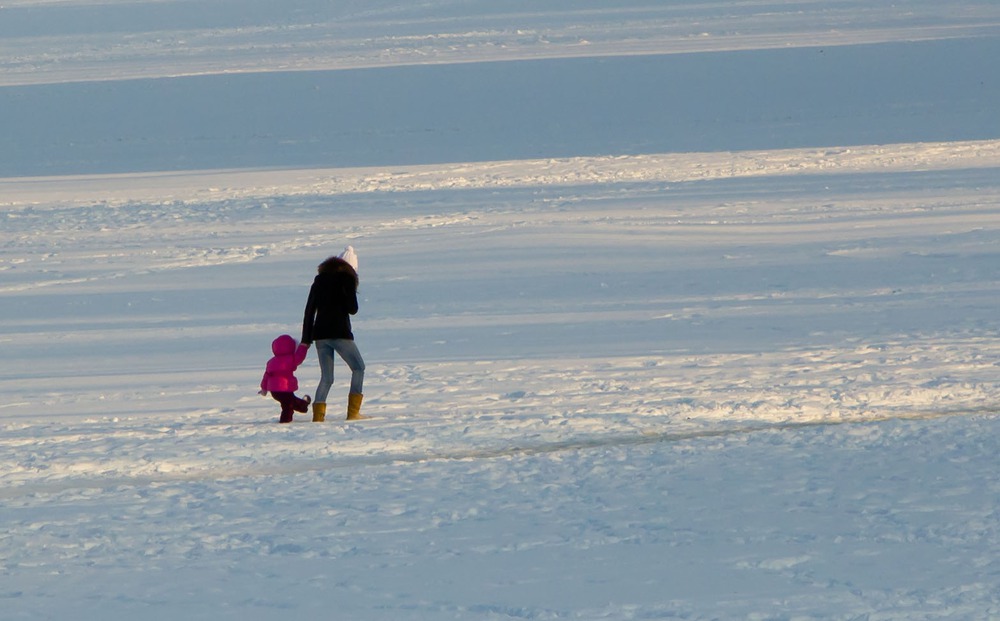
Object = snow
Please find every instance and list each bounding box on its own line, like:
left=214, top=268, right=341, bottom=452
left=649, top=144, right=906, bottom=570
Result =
left=2, top=1, right=999, bottom=619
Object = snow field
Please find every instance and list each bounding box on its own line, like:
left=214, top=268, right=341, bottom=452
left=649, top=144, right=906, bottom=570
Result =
left=2, top=0, right=1000, bottom=618
left=2, top=408, right=998, bottom=619
left=3, top=141, right=1000, bottom=618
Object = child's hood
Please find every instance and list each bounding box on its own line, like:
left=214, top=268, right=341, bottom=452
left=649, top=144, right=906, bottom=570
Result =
left=271, top=334, right=298, bottom=355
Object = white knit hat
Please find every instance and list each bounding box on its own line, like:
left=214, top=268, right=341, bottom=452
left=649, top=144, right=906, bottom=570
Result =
left=338, top=245, right=359, bottom=272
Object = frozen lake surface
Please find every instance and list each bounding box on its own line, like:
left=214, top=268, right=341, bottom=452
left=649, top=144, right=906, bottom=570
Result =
left=4, top=37, right=1000, bottom=176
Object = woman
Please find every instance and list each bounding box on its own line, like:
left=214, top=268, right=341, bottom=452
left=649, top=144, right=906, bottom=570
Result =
left=301, top=246, right=367, bottom=421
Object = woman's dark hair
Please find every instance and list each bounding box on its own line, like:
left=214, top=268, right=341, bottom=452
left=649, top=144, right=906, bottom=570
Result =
left=318, top=256, right=359, bottom=289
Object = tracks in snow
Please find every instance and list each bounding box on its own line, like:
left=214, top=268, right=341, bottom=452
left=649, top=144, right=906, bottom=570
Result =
left=2, top=406, right=994, bottom=500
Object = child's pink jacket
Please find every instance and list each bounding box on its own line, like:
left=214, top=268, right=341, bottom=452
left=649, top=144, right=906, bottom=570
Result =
left=260, top=334, right=309, bottom=393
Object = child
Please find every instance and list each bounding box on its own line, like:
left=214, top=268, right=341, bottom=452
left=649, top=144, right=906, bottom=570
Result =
left=259, top=334, right=311, bottom=423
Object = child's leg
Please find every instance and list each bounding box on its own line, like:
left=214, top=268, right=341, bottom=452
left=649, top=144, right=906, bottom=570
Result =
left=292, top=393, right=311, bottom=413
left=272, top=392, right=295, bottom=423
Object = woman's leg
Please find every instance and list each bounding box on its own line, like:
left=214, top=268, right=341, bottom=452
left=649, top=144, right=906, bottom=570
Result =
left=333, top=339, right=366, bottom=395
left=313, top=340, right=337, bottom=403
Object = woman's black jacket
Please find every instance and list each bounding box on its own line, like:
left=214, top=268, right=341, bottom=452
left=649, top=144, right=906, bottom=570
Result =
left=302, top=264, right=358, bottom=343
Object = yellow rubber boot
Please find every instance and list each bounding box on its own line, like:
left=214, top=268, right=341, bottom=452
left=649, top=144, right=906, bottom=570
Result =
left=346, top=393, right=368, bottom=420
left=312, top=402, right=326, bottom=422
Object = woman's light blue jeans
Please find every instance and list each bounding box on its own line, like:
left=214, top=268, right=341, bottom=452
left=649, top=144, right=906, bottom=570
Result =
left=314, top=339, right=365, bottom=402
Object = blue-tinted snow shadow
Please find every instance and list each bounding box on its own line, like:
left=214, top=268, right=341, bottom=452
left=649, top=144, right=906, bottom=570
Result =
left=3, top=37, right=999, bottom=176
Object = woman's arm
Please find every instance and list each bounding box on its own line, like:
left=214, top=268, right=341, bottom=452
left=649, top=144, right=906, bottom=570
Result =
left=301, top=281, right=318, bottom=344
